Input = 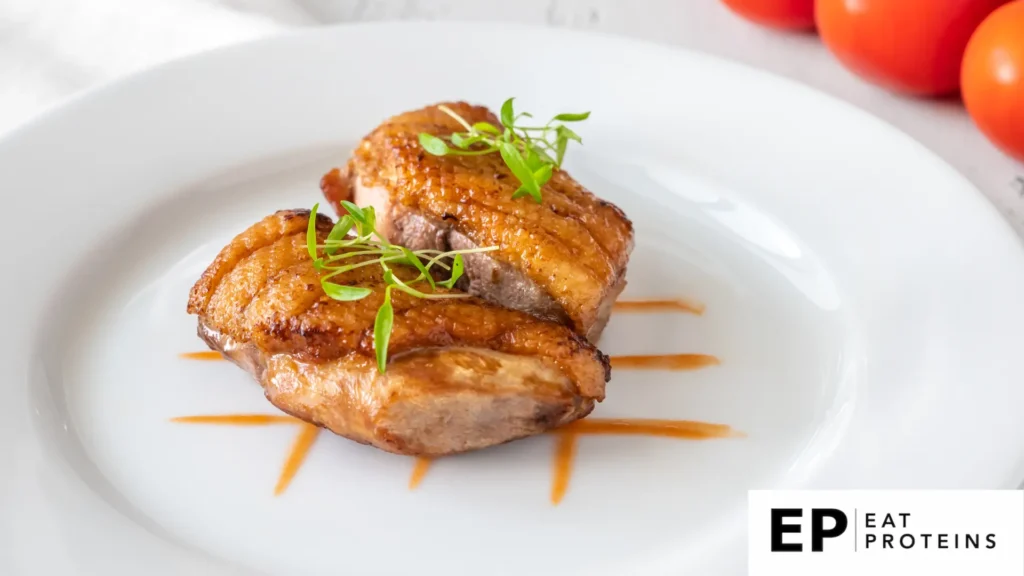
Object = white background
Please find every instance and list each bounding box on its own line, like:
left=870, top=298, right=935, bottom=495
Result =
left=2, top=0, right=1023, bottom=235
left=749, top=490, right=1024, bottom=575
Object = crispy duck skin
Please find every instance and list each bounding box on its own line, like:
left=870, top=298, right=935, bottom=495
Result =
left=186, top=209, right=610, bottom=456
left=321, top=101, right=634, bottom=343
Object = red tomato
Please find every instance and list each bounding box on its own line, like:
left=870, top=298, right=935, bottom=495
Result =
left=721, top=0, right=816, bottom=30
left=962, top=1, right=1024, bottom=162
left=815, top=0, right=1011, bottom=96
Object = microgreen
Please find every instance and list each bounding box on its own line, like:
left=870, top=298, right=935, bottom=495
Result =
left=373, top=288, right=394, bottom=373
left=418, top=133, right=450, bottom=156
left=306, top=204, right=320, bottom=260
left=417, top=98, right=590, bottom=203
left=306, top=203, right=497, bottom=373
left=438, top=254, right=464, bottom=289
left=321, top=282, right=372, bottom=301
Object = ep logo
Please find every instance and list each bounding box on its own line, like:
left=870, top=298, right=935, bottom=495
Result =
left=771, top=508, right=849, bottom=552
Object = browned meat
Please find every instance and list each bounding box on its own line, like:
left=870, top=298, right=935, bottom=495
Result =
left=187, top=209, right=610, bottom=456
left=321, top=101, right=634, bottom=343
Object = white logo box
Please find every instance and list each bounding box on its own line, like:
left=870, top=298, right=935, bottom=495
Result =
left=748, top=490, right=1024, bottom=576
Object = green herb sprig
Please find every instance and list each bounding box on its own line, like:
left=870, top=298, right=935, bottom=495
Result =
left=306, top=202, right=498, bottom=373
left=417, top=98, right=590, bottom=203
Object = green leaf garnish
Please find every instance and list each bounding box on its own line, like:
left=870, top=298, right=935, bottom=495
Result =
left=419, top=133, right=449, bottom=156
left=499, top=98, right=516, bottom=128
left=553, top=112, right=590, bottom=122
left=472, top=122, right=500, bottom=134
left=400, top=247, right=435, bottom=289
left=525, top=147, right=545, bottom=172
left=533, top=164, right=554, bottom=188
left=361, top=205, right=379, bottom=241
left=557, top=125, right=582, bottom=143
left=325, top=215, right=354, bottom=255
left=511, top=184, right=541, bottom=203
left=498, top=141, right=538, bottom=195
left=374, top=288, right=394, bottom=373
left=321, top=282, right=372, bottom=301
left=529, top=143, right=556, bottom=166
left=306, top=203, right=320, bottom=260
left=416, top=98, right=590, bottom=203
left=339, top=200, right=365, bottom=223
left=439, top=253, right=465, bottom=289
left=307, top=206, right=498, bottom=373
left=555, top=134, right=569, bottom=167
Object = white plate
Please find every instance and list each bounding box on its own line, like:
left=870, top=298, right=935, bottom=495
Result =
left=3, top=22, right=1024, bottom=576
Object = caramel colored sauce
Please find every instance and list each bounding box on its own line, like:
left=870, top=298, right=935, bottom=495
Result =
left=550, top=432, right=579, bottom=505
left=408, top=457, right=433, bottom=489
left=546, top=418, right=739, bottom=505
left=560, top=418, right=740, bottom=440
left=172, top=414, right=320, bottom=496
left=274, top=424, right=321, bottom=496
left=177, top=413, right=740, bottom=502
left=613, top=299, right=705, bottom=315
left=400, top=418, right=740, bottom=505
left=610, top=354, right=720, bottom=370
left=178, top=286, right=724, bottom=504
left=179, top=351, right=225, bottom=361
left=170, top=414, right=297, bottom=425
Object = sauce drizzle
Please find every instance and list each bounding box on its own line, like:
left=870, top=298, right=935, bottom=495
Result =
left=171, top=414, right=296, bottom=425
left=174, top=293, right=726, bottom=503
left=546, top=418, right=737, bottom=505
left=550, top=432, right=579, bottom=504
left=179, top=351, right=226, bottom=361
left=610, top=354, right=719, bottom=370
left=560, top=418, right=739, bottom=439
left=613, top=299, right=705, bottom=315
left=170, top=414, right=319, bottom=496
left=173, top=414, right=740, bottom=503
left=408, top=457, right=433, bottom=489
left=274, top=423, right=321, bottom=496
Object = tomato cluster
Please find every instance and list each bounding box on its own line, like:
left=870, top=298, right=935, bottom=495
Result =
left=720, top=0, right=1024, bottom=162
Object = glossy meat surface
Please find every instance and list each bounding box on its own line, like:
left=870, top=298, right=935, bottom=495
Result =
left=321, top=101, right=634, bottom=342
left=187, top=209, right=610, bottom=456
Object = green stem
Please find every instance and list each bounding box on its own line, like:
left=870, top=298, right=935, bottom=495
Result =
left=320, top=254, right=407, bottom=277
left=393, top=281, right=470, bottom=299
left=437, top=105, right=474, bottom=132
left=326, top=233, right=375, bottom=247
left=322, top=248, right=386, bottom=262
left=422, top=245, right=499, bottom=272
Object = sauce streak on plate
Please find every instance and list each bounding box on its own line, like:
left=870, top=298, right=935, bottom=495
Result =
left=550, top=432, right=579, bottom=504
left=171, top=414, right=740, bottom=504
left=408, top=457, right=433, bottom=489
left=610, top=354, right=720, bottom=370
left=274, top=424, right=321, bottom=495
left=546, top=419, right=739, bottom=504
left=172, top=295, right=733, bottom=503
left=612, top=298, right=705, bottom=315
left=171, top=414, right=295, bottom=425
left=178, top=351, right=226, bottom=361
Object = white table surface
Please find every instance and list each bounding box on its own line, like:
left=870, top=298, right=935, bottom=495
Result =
left=4, top=0, right=1023, bottom=235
